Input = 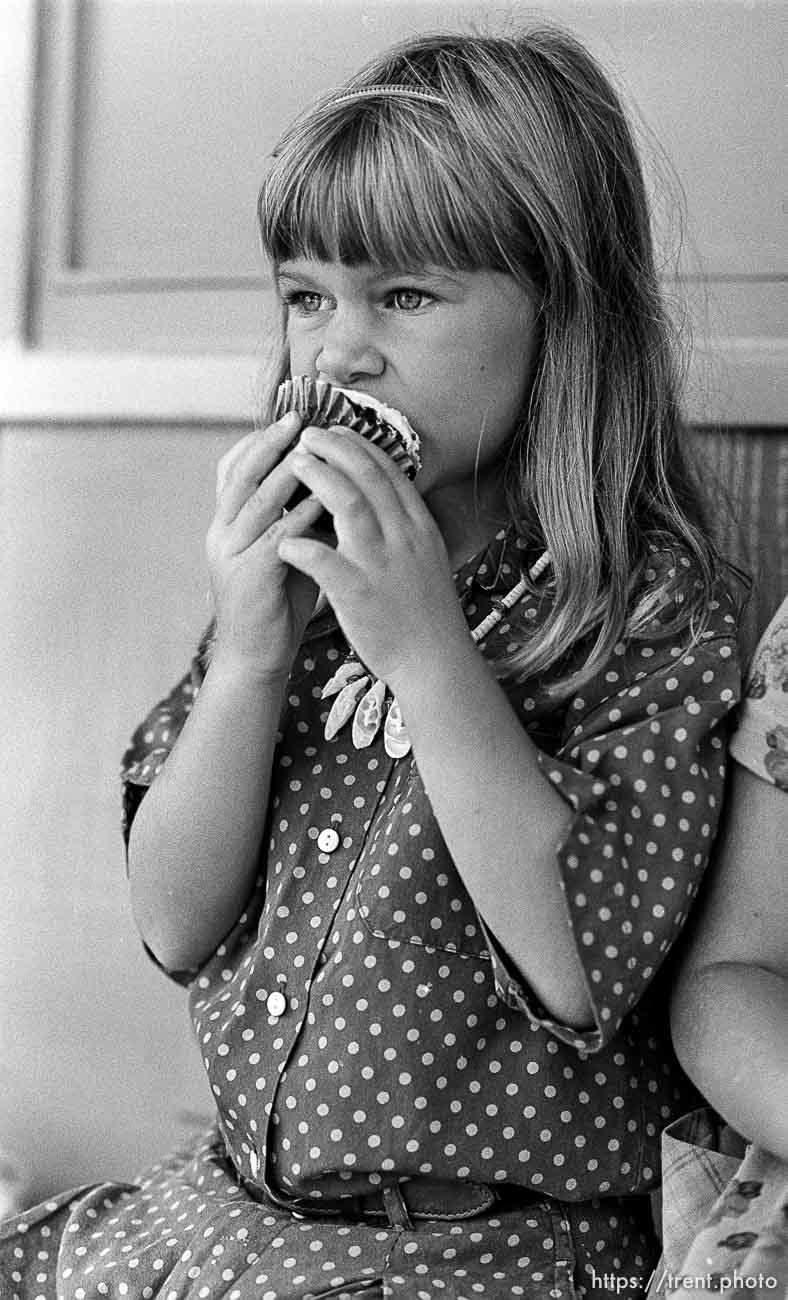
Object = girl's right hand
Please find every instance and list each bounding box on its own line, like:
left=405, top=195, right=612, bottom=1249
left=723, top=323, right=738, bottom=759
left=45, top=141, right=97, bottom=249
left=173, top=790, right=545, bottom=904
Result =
left=206, top=411, right=325, bottom=680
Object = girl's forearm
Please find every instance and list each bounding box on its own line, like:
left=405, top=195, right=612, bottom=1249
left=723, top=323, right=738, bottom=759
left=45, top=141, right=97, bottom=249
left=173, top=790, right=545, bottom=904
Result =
left=127, top=653, right=288, bottom=974
left=671, top=962, right=788, bottom=1160
left=388, top=634, right=593, bottom=1029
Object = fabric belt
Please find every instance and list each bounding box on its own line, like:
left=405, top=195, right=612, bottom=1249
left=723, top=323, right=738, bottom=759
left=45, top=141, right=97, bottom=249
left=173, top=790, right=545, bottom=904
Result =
left=243, top=1175, right=539, bottom=1226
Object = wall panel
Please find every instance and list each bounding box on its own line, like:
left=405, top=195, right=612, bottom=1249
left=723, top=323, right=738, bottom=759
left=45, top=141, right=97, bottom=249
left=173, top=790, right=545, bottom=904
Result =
left=32, top=0, right=786, bottom=368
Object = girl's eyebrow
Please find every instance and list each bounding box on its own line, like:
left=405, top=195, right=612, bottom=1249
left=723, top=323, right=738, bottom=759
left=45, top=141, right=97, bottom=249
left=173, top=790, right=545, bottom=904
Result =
left=275, top=264, right=320, bottom=287
left=381, top=267, right=465, bottom=288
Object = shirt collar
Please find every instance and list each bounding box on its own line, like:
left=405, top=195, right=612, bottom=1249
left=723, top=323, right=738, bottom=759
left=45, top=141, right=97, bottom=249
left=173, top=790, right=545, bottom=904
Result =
left=454, top=526, right=513, bottom=599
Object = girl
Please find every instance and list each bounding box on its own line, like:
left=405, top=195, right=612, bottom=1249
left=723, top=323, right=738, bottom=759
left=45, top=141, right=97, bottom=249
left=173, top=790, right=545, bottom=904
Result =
left=2, top=26, right=742, bottom=1300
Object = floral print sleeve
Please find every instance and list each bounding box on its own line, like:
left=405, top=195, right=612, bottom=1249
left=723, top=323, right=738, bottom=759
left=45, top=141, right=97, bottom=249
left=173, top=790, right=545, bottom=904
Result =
left=729, top=595, right=788, bottom=789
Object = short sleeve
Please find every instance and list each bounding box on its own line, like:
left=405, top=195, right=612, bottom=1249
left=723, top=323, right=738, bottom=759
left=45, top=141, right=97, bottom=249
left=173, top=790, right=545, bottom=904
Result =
left=120, top=664, right=202, bottom=847
left=729, top=595, right=788, bottom=789
left=120, top=635, right=210, bottom=986
left=487, top=587, right=742, bottom=1053
left=120, top=624, right=212, bottom=846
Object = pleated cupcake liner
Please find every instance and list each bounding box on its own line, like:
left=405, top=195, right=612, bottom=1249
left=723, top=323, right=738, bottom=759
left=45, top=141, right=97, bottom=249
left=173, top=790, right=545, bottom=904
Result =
left=275, top=376, right=421, bottom=479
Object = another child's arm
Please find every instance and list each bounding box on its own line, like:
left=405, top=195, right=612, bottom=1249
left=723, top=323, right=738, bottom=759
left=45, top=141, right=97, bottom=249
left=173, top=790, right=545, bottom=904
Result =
left=127, top=415, right=324, bottom=974
left=670, top=602, right=788, bottom=1163
left=670, top=765, right=788, bottom=1159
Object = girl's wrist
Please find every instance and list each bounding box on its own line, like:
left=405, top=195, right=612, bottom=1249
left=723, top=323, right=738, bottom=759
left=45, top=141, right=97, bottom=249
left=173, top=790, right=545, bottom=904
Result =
left=385, top=618, right=480, bottom=707
left=207, top=644, right=293, bottom=694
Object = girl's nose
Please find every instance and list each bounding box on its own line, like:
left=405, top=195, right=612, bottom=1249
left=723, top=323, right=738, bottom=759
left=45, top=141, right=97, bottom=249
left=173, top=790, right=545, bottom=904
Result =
left=316, top=308, right=384, bottom=389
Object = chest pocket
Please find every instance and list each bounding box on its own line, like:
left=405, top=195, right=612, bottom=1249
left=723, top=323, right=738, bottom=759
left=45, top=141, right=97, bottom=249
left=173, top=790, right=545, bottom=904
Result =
left=354, top=759, right=492, bottom=960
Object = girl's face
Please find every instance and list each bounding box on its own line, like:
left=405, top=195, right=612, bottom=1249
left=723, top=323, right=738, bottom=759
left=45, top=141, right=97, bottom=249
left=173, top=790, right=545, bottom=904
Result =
left=276, top=259, right=539, bottom=507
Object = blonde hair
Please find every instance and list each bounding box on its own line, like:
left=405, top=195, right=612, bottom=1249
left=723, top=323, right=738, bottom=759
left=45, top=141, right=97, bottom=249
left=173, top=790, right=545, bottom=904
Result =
left=257, top=27, right=721, bottom=695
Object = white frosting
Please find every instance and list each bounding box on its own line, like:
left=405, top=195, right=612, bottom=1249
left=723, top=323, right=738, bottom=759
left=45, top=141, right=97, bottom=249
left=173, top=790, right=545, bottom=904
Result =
left=337, top=385, right=422, bottom=465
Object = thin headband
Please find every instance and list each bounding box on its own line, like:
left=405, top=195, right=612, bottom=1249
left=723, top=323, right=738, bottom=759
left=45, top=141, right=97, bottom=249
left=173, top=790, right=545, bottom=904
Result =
left=328, top=83, right=447, bottom=108
left=271, top=83, right=448, bottom=157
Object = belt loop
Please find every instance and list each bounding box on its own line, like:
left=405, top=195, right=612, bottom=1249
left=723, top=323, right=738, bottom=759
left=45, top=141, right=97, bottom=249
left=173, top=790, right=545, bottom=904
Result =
left=382, top=1182, right=414, bottom=1229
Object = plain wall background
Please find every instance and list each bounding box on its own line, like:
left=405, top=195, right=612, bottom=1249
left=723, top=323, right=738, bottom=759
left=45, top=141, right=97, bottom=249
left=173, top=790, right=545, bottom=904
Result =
left=1, top=0, right=785, bottom=1205
left=0, top=426, right=235, bottom=1202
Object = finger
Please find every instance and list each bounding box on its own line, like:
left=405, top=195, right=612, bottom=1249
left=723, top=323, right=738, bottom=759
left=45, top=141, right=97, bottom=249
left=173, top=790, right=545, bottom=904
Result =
left=277, top=534, right=351, bottom=595
left=278, top=492, right=327, bottom=531
left=216, top=411, right=302, bottom=498
left=288, top=448, right=385, bottom=545
left=232, top=488, right=325, bottom=556
left=297, top=425, right=414, bottom=522
left=218, top=437, right=319, bottom=548
left=215, top=412, right=302, bottom=523
left=302, top=424, right=413, bottom=496
left=215, top=429, right=259, bottom=500
left=229, top=438, right=308, bottom=541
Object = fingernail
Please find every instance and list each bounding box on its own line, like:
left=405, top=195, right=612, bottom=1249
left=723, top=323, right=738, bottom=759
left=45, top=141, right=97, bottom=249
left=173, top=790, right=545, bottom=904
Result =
left=278, top=410, right=301, bottom=429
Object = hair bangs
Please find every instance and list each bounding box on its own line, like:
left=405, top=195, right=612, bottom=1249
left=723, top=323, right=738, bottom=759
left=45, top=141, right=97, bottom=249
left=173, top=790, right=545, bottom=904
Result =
left=258, top=98, right=512, bottom=274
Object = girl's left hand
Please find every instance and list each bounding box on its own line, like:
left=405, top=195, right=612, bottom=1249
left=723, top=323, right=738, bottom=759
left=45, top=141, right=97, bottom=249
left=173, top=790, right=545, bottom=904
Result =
left=277, top=425, right=469, bottom=687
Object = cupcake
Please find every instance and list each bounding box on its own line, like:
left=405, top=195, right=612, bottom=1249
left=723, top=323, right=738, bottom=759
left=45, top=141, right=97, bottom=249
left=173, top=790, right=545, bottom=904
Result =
left=274, top=377, right=422, bottom=480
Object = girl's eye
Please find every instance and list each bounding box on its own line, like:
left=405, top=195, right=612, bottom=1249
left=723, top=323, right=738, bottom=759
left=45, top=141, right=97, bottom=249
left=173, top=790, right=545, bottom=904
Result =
left=282, top=291, right=326, bottom=315
left=390, top=289, right=432, bottom=311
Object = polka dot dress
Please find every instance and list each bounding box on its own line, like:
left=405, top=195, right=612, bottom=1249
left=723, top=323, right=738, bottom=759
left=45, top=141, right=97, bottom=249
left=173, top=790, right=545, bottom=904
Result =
left=1, top=532, right=742, bottom=1299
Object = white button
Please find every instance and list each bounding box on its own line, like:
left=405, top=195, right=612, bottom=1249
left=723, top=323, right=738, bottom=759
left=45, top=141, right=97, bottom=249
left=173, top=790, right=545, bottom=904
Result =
left=266, top=990, right=287, bottom=1017
left=317, top=827, right=340, bottom=853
